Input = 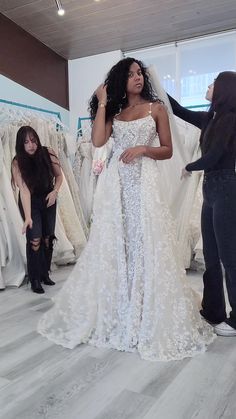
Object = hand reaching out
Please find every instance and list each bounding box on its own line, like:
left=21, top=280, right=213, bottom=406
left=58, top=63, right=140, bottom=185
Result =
left=181, top=167, right=192, bottom=180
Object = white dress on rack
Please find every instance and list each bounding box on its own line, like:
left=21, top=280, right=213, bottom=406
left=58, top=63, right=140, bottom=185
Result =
left=0, top=193, right=8, bottom=289
left=46, top=129, right=88, bottom=257
left=57, top=134, right=88, bottom=238
left=0, top=138, right=26, bottom=288
left=38, top=112, right=214, bottom=361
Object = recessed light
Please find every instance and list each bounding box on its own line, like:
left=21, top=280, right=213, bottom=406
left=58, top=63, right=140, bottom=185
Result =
left=58, top=8, right=65, bottom=16
left=55, top=0, right=65, bottom=16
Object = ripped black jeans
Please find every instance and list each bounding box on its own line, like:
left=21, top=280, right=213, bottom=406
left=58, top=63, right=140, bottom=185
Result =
left=200, top=170, right=236, bottom=328
left=19, top=194, right=56, bottom=284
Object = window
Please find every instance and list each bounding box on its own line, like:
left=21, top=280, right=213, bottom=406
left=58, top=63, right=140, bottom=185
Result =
left=125, top=30, right=236, bottom=109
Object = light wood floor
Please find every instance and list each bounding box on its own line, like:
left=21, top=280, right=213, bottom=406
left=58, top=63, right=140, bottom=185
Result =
left=1, top=266, right=236, bottom=419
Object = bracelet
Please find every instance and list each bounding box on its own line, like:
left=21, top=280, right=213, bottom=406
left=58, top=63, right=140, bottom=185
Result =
left=53, top=188, right=59, bottom=195
left=98, top=102, right=106, bottom=108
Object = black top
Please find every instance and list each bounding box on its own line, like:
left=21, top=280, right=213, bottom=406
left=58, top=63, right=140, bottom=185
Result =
left=14, top=146, right=54, bottom=196
left=33, top=146, right=54, bottom=195
left=168, top=95, right=236, bottom=173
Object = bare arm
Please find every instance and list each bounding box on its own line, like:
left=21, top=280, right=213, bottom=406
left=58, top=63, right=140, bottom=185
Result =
left=46, top=148, right=63, bottom=207
left=144, top=103, right=173, bottom=160
left=48, top=148, right=63, bottom=192
left=91, top=84, right=113, bottom=147
left=11, top=159, right=32, bottom=233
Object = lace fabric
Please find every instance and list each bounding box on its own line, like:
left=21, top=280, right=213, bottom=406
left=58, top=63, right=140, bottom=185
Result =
left=0, top=140, right=26, bottom=288
left=38, top=115, right=214, bottom=361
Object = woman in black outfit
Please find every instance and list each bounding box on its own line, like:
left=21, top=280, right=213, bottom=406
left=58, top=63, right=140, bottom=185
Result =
left=12, top=126, right=63, bottom=294
left=168, top=71, right=236, bottom=336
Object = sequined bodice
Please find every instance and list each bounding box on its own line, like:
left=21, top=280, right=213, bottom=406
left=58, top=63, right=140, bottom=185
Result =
left=112, top=115, right=157, bottom=155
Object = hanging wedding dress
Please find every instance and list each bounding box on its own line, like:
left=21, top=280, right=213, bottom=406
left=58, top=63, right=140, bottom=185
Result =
left=0, top=156, right=8, bottom=289
left=0, top=194, right=9, bottom=289
left=44, top=120, right=87, bottom=262
left=56, top=133, right=88, bottom=238
left=44, top=128, right=88, bottom=256
left=0, top=111, right=89, bottom=280
left=38, top=108, right=214, bottom=362
left=0, top=138, right=26, bottom=288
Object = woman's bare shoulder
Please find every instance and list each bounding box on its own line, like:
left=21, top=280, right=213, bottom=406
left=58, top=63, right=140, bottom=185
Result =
left=11, top=157, right=18, bottom=169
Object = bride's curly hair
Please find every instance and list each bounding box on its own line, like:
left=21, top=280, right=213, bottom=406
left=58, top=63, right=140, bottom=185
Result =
left=89, top=57, right=160, bottom=122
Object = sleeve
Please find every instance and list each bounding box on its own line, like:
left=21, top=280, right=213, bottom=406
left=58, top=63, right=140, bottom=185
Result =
left=167, top=94, right=206, bottom=129
left=185, top=145, right=224, bottom=171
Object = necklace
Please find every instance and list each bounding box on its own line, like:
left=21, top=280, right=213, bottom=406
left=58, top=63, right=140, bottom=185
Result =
left=127, top=101, right=147, bottom=108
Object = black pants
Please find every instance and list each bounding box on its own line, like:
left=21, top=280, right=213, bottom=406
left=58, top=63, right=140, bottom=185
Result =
left=201, top=170, right=236, bottom=328
left=19, top=194, right=56, bottom=283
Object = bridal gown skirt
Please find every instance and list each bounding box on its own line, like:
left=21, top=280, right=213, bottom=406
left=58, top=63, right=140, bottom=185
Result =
left=38, top=154, right=214, bottom=361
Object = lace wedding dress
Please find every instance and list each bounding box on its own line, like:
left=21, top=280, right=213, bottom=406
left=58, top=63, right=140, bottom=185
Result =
left=0, top=138, right=26, bottom=288
left=38, top=111, right=214, bottom=361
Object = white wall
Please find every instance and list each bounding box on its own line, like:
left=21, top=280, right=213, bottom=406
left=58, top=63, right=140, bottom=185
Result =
left=0, top=74, right=69, bottom=125
left=68, top=50, right=123, bottom=136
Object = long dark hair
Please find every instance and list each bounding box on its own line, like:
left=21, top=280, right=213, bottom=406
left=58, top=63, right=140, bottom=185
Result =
left=13, top=126, right=54, bottom=192
left=89, top=57, right=160, bottom=121
left=200, top=71, right=236, bottom=153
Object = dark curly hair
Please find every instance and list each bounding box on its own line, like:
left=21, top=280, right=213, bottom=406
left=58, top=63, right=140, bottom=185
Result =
left=89, top=57, right=160, bottom=121
left=200, top=71, right=236, bottom=153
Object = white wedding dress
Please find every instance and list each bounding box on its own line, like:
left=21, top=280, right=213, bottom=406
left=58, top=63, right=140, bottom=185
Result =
left=38, top=111, right=214, bottom=361
left=0, top=137, right=26, bottom=288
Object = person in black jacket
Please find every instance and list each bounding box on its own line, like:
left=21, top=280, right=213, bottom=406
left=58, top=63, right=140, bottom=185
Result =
left=168, top=71, right=236, bottom=336
left=12, top=126, right=63, bottom=294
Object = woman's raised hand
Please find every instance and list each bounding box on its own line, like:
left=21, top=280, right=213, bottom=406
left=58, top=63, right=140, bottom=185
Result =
left=95, top=84, right=108, bottom=105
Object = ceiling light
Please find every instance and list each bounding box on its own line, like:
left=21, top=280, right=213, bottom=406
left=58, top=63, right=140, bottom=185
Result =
left=55, top=0, right=65, bottom=16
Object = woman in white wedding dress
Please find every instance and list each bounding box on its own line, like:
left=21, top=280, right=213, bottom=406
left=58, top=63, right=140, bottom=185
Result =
left=38, top=58, right=214, bottom=361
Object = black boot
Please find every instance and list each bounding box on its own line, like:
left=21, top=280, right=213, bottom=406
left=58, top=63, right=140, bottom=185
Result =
left=41, top=236, right=55, bottom=286
left=31, top=278, right=45, bottom=294
left=27, top=242, right=45, bottom=294
left=42, top=275, right=55, bottom=286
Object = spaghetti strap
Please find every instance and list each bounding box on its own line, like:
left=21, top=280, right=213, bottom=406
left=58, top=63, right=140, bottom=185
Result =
left=148, top=102, right=153, bottom=115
